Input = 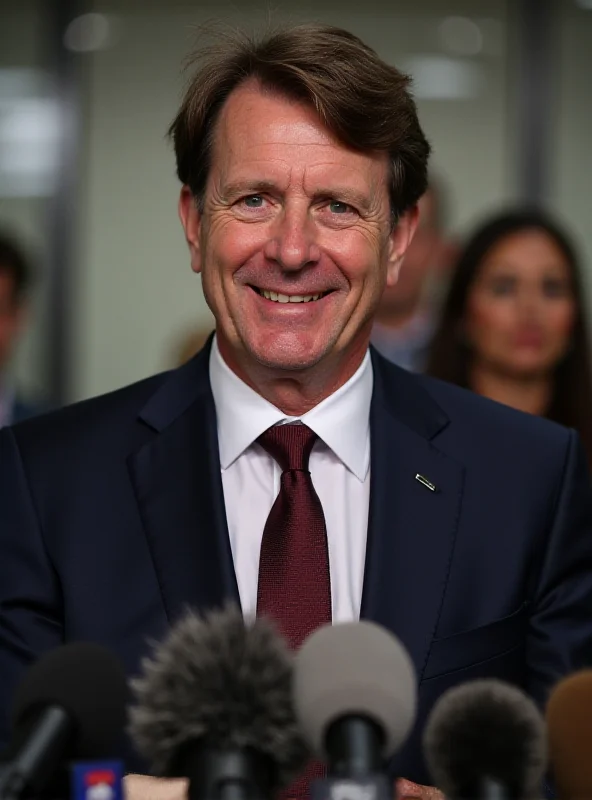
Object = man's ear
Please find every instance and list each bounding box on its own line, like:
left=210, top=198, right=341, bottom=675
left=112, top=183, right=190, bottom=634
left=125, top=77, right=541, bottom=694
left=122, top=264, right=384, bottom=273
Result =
left=385, top=205, right=420, bottom=287
left=178, top=185, right=203, bottom=275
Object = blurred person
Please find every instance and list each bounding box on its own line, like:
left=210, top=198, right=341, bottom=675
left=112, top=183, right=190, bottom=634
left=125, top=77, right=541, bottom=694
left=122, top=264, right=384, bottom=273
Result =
left=0, top=26, right=591, bottom=800
left=371, top=179, right=456, bottom=371
left=426, top=209, right=592, bottom=465
left=0, top=230, right=44, bottom=427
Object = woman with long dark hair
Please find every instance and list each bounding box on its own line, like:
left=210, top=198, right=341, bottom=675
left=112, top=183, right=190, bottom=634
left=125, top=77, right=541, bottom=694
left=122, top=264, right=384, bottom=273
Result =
left=427, top=209, right=592, bottom=465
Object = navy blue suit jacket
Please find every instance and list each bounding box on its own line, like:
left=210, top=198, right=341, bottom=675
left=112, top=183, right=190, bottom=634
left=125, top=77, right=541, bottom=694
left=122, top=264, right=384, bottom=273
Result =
left=11, top=397, right=45, bottom=425
left=1, top=343, right=592, bottom=783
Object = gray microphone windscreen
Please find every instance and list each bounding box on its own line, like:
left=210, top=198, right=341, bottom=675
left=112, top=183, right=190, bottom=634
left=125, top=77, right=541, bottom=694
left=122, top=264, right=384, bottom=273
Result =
left=128, top=604, right=308, bottom=787
left=423, top=679, right=547, bottom=800
left=293, top=621, right=417, bottom=758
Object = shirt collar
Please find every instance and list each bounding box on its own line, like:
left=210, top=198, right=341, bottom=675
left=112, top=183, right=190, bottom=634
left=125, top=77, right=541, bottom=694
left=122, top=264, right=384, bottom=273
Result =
left=209, top=336, right=373, bottom=481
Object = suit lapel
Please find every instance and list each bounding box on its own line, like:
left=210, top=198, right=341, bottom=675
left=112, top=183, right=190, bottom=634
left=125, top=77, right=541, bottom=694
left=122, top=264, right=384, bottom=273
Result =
left=126, top=339, right=464, bottom=666
left=361, top=351, right=466, bottom=680
left=128, top=342, right=239, bottom=625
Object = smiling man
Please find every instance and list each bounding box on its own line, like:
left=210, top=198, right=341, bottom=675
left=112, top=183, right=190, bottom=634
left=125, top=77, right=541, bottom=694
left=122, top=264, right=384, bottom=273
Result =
left=177, top=80, right=415, bottom=414
left=1, top=24, right=592, bottom=800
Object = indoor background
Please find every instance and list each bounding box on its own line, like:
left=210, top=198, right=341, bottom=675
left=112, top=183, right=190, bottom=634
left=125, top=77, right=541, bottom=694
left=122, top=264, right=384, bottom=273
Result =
left=0, top=0, right=590, bottom=406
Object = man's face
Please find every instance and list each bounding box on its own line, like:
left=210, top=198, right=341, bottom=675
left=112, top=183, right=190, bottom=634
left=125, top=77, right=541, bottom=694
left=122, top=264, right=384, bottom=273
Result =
left=179, top=82, right=417, bottom=380
left=0, top=271, right=24, bottom=370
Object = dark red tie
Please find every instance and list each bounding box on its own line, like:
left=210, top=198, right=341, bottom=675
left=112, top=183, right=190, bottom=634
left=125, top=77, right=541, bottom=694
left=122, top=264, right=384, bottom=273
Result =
left=256, top=423, right=331, bottom=798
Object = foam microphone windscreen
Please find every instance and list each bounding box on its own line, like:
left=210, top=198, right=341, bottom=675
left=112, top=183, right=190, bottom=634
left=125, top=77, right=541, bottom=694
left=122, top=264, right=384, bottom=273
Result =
left=546, top=670, right=592, bottom=800
left=128, top=603, right=309, bottom=788
left=292, top=620, right=417, bottom=759
left=12, top=641, right=128, bottom=758
left=423, top=679, right=547, bottom=800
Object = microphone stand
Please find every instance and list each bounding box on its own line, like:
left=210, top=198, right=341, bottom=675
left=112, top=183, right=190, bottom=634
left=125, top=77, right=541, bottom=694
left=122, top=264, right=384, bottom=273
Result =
left=179, top=746, right=276, bottom=800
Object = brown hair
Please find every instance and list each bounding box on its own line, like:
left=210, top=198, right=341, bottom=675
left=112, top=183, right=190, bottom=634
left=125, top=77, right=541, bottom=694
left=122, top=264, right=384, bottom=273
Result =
left=168, top=24, right=430, bottom=218
left=426, top=209, right=592, bottom=465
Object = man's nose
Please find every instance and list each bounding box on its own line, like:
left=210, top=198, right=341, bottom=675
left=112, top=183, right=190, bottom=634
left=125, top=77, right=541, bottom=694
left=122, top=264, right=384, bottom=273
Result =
left=264, top=204, right=321, bottom=271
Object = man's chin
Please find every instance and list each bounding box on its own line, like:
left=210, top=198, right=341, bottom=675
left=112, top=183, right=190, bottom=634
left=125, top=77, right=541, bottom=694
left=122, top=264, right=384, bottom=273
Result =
left=248, top=342, right=329, bottom=373
left=253, top=352, right=326, bottom=373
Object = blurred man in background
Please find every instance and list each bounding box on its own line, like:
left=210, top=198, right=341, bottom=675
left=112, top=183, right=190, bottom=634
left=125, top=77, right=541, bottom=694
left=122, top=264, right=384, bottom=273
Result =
left=371, top=180, right=455, bottom=371
left=0, top=231, right=43, bottom=428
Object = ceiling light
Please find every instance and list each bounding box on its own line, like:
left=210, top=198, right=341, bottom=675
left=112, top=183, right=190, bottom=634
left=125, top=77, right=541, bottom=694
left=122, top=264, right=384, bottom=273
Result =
left=439, top=17, right=483, bottom=57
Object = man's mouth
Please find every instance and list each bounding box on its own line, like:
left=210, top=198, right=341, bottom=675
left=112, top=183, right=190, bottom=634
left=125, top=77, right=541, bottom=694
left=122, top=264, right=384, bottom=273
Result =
left=250, top=286, right=332, bottom=303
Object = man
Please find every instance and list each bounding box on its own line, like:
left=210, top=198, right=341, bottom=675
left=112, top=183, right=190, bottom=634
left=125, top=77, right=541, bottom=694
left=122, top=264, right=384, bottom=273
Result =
left=371, top=181, right=455, bottom=372
left=1, top=24, right=591, bottom=800
left=0, top=231, right=44, bottom=427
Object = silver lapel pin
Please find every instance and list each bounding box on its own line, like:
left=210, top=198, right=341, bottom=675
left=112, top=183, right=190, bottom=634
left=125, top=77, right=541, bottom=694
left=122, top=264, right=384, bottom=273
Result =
left=415, top=473, right=437, bottom=492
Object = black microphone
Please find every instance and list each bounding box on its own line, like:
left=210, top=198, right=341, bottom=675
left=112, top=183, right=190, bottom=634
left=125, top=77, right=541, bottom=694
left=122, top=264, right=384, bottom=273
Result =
left=292, top=621, right=417, bottom=800
left=128, top=603, right=309, bottom=800
left=0, top=642, right=127, bottom=800
left=423, top=679, right=547, bottom=800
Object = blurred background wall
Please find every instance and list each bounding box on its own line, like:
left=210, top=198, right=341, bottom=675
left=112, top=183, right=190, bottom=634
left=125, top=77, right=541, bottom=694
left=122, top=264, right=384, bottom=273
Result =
left=0, top=0, right=52, bottom=402
left=0, top=0, right=590, bottom=405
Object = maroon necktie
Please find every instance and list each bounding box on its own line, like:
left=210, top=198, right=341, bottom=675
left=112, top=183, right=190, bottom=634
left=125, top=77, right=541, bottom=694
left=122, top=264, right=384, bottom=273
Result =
left=256, top=423, right=331, bottom=798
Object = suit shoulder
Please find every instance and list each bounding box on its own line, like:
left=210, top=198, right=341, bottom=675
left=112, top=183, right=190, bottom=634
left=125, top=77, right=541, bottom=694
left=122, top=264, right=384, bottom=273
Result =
left=7, top=372, right=170, bottom=452
left=13, top=397, right=47, bottom=423
left=415, top=372, right=571, bottom=451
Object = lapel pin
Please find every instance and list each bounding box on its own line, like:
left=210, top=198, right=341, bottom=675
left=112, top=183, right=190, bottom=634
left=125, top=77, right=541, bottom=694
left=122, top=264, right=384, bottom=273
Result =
left=415, top=473, right=437, bottom=492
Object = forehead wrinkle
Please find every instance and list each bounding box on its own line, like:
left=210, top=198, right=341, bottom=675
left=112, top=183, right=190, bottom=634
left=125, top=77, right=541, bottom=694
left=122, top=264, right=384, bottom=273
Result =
left=216, top=144, right=386, bottom=212
left=219, top=161, right=312, bottom=200
left=243, top=136, right=338, bottom=148
left=302, top=160, right=386, bottom=208
left=221, top=113, right=338, bottom=160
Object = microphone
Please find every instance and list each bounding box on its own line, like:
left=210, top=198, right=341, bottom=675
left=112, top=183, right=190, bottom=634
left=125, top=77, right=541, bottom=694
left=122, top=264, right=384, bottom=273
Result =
left=128, top=603, right=309, bottom=800
left=423, top=679, right=547, bottom=800
left=0, top=642, right=127, bottom=800
left=546, top=669, right=592, bottom=800
left=292, top=621, right=417, bottom=798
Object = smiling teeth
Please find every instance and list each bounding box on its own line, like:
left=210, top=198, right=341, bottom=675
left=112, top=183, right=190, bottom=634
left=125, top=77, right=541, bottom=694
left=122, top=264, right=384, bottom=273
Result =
left=261, top=289, right=322, bottom=303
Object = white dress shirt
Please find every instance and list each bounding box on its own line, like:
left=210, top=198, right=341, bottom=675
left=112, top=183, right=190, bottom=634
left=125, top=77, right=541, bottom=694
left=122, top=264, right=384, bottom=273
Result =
left=209, top=336, right=373, bottom=623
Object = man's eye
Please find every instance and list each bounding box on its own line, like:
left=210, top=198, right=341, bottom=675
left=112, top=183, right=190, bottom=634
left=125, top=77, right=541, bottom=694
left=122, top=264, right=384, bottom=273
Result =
left=329, top=200, right=352, bottom=214
left=242, top=195, right=265, bottom=208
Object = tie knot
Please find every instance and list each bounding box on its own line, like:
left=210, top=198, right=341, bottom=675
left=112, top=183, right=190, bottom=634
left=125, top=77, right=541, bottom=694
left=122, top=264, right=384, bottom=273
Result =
left=257, top=423, right=317, bottom=472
